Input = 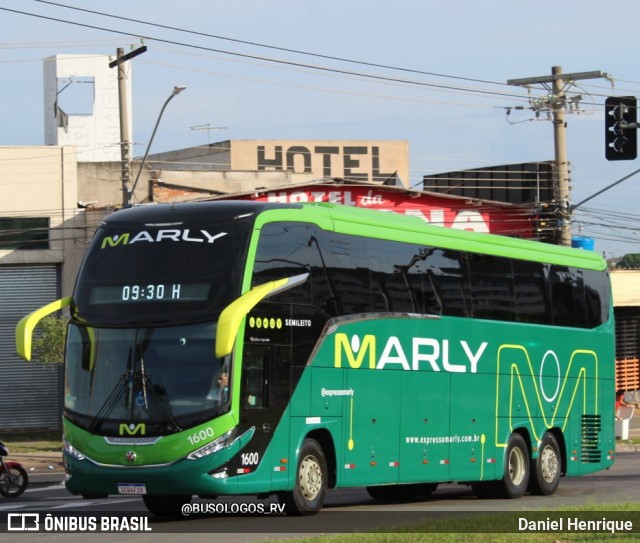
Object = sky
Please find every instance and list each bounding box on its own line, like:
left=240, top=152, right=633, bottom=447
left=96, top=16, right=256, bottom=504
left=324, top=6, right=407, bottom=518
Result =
left=1, top=0, right=640, bottom=257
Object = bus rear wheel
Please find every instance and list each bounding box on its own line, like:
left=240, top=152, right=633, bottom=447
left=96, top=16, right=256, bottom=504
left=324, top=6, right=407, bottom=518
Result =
left=142, top=494, right=192, bottom=517
left=278, top=438, right=327, bottom=515
left=493, top=433, right=529, bottom=499
left=528, top=432, right=561, bottom=495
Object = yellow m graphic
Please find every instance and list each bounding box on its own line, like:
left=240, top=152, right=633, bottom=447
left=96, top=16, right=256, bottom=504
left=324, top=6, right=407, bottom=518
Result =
left=495, top=345, right=598, bottom=446
left=334, top=333, right=376, bottom=369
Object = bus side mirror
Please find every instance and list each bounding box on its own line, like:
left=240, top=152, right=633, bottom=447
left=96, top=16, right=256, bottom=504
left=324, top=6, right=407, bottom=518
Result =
left=16, top=297, right=72, bottom=361
left=215, top=273, right=308, bottom=358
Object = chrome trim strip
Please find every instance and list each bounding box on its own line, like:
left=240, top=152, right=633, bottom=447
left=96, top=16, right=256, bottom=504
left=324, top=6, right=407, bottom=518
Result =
left=69, top=452, right=178, bottom=469
left=104, top=436, right=162, bottom=446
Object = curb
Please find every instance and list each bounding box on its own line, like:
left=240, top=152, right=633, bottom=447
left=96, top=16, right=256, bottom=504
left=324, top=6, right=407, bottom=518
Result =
left=615, top=442, right=640, bottom=453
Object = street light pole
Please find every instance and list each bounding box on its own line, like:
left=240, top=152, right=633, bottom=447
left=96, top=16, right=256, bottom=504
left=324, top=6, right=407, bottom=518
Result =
left=127, top=85, right=187, bottom=206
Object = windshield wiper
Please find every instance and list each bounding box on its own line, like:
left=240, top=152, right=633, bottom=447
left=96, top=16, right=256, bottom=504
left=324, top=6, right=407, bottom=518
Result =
left=88, top=373, right=128, bottom=433
left=142, top=369, right=182, bottom=433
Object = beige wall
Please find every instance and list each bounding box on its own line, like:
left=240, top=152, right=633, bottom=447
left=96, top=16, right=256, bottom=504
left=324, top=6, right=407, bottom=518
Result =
left=77, top=161, right=126, bottom=207
left=230, top=140, right=409, bottom=185
left=150, top=170, right=316, bottom=203
left=611, top=270, right=640, bottom=307
left=0, top=146, right=76, bottom=220
left=0, top=146, right=85, bottom=296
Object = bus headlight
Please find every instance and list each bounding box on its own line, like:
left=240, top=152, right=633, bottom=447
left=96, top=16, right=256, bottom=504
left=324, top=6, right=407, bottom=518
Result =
left=187, top=428, right=236, bottom=460
left=63, top=437, right=86, bottom=461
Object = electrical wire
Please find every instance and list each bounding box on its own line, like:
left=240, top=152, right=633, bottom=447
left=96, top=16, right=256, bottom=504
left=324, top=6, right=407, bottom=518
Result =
left=0, top=5, right=532, bottom=102
left=0, top=4, right=637, bottom=252
left=30, top=0, right=516, bottom=89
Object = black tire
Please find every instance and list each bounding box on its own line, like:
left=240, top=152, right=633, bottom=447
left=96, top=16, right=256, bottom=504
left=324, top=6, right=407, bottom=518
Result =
left=366, top=485, right=388, bottom=501
left=0, top=465, right=28, bottom=498
left=366, top=483, right=438, bottom=502
left=142, top=494, right=192, bottom=517
left=409, top=482, right=438, bottom=498
left=278, top=438, right=327, bottom=515
left=471, top=482, right=495, bottom=499
left=492, top=433, right=529, bottom=499
left=528, top=432, right=561, bottom=496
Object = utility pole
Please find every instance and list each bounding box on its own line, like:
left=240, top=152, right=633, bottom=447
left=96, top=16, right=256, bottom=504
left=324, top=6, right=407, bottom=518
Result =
left=507, top=67, right=608, bottom=246
left=109, top=46, right=147, bottom=207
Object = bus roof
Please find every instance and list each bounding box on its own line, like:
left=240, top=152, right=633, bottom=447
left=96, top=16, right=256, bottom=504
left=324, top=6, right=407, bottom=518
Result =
left=100, top=200, right=296, bottom=225
left=102, top=200, right=606, bottom=272
left=256, top=201, right=608, bottom=272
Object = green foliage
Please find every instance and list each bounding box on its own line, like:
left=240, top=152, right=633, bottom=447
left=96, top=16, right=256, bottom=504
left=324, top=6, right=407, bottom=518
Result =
left=31, top=315, right=67, bottom=365
left=616, top=253, right=640, bottom=269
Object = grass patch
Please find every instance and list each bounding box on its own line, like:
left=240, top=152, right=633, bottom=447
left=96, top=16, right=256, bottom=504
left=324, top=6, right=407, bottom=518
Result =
left=3, top=431, right=62, bottom=453
left=617, top=437, right=640, bottom=445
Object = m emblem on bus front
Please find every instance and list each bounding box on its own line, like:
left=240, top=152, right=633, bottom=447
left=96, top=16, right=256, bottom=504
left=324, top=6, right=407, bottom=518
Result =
left=119, top=423, right=146, bottom=436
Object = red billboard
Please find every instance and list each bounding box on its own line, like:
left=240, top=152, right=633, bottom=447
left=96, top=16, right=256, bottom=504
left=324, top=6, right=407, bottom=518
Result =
left=222, top=181, right=538, bottom=238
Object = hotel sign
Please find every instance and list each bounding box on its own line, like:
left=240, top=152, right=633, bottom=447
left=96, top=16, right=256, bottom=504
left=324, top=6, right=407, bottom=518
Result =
left=230, top=140, right=409, bottom=184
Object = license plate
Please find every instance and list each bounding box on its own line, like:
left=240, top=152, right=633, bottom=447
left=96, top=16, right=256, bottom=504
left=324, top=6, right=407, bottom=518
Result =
left=117, top=483, right=146, bottom=495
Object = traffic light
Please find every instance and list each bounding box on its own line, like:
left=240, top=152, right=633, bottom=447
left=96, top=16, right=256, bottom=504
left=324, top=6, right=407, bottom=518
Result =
left=605, top=96, right=637, bottom=160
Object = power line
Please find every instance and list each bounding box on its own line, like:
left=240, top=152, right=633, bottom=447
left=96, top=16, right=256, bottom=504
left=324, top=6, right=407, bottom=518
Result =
left=31, top=0, right=514, bottom=89
left=0, top=5, right=529, bottom=101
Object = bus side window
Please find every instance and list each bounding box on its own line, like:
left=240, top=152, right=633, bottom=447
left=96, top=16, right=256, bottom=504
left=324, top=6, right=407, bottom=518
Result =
left=242, top=354, right=265, bottom=408
left=513, top=260, right=552, bottom=324
left=584, top=269, right=608, bottom=327
left=326, top=233, right=373, bottom=315
left=241, top=346, right=291, bottom=409
left=368, top=238, right=419, bottom=313
left=297, top=227, right=340, bottom=317
left=550, top=266, right=586, bottom=328
left=252, top=223, right=311, bottom=305
left=426, top=249, right=470, bottom=317
left=467, top=253, right=516, bottom=321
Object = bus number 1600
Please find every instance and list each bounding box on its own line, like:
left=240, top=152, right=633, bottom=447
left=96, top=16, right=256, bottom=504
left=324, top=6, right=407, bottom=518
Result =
left=241, top=452, right=259, bottom=465
left=187, top=427, right=215, bottom=445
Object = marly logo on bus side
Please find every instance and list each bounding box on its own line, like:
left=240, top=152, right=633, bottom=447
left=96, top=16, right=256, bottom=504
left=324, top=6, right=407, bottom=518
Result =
left=100, top=230, right=228, bottom=249
left=334, top=333, right=488, bottom=373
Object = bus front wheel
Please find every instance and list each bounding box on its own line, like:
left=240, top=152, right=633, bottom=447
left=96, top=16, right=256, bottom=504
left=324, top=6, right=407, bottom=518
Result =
left=493, top=433, right=529, bottom=499
left=278, top=438, right=327, bottom=515
left=528, top=432, right=561, bottom=495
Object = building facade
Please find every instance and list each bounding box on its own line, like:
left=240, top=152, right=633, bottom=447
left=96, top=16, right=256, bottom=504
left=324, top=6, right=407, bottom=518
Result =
left=0, top=146, right=86, bottom=431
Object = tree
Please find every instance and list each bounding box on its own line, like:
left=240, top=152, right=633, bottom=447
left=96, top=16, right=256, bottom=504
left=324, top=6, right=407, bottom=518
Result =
left=31, top=315, right=67, bottom=365
left=616, top=253, right=640, bottom=269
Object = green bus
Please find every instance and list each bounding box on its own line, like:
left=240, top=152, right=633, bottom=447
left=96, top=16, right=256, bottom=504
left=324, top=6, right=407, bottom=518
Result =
left=16, top=201, right=615, bottom=515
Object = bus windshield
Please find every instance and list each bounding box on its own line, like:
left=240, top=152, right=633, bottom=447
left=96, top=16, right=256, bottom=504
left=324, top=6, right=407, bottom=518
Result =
left=65, top=321, right=230, bottom=436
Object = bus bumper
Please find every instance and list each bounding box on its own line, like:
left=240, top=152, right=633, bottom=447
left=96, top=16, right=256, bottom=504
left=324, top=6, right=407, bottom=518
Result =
left=64, top=451, right=241, bottom=497
left=62, top=426, right=260, bottom=497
